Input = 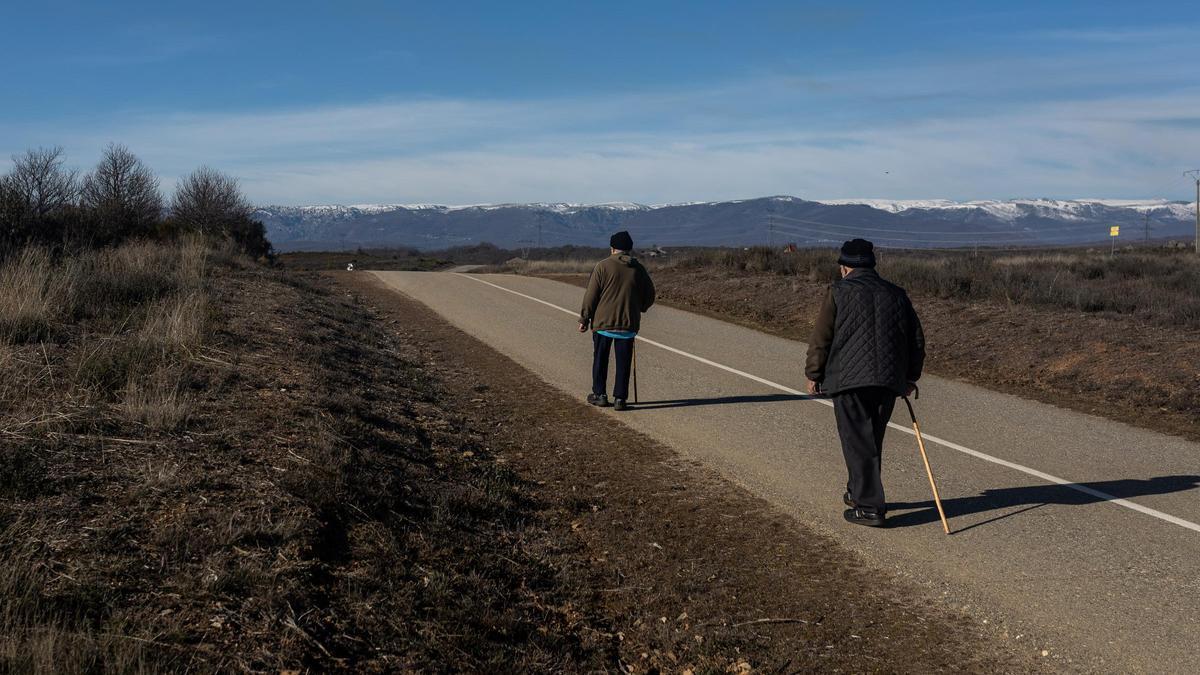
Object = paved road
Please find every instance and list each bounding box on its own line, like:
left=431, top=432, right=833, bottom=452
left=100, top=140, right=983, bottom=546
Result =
left=373, top=270, right=1200, bottom=672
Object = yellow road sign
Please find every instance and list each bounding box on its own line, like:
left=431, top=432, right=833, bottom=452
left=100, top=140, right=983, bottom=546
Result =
left=1110, top=226, right=1120, bottom=237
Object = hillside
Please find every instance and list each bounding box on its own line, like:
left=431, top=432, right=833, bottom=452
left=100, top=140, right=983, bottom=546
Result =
left=254, top=195, right=1197, bottom=251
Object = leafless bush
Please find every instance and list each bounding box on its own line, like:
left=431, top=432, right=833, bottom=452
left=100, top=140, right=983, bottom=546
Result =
left=0, top=147, right=82, bottom=253
left=79, top=144, right=163, bottom=244
left=3, top=147, right=78, bottom=219
left=170, top=166, right=251, bottom=235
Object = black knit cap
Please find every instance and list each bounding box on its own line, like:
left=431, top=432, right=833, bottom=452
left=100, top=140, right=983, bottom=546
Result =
left=838, top=238, right=876, bottom=268
left=610, top=230, right=633, bottom=251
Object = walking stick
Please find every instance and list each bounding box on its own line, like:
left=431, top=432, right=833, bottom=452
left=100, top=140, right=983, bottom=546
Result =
left=632, top=340, right=639, bottom=403
left=901, top=386, right=950, bottom=535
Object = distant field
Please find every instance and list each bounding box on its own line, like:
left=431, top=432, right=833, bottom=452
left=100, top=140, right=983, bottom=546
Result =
left=278, top=243, right=610, bottom=271
left=658, top=246, right=1200, bottom=330
left=277, top=249, right=450, bottom=271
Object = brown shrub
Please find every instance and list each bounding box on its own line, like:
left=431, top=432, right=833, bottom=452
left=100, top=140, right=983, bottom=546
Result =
left=68, top=242, right=184, bottom=318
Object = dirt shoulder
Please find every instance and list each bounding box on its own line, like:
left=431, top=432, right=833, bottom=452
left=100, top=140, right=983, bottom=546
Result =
left=545, top=268, right=1200, bottom=444
left=340, top=271, right=1054, bottom=673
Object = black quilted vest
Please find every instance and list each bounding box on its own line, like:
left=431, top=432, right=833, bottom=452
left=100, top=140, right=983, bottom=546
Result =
left=824, top=269, right=917, bottom=396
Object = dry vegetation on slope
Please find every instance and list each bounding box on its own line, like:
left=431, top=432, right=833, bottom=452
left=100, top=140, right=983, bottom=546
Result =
left=0, top=242, right=608, bottom=671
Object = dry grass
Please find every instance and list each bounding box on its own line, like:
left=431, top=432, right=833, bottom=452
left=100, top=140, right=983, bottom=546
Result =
left=0, top=344, right=14, bottom=396
left=0, top=240, right=212, bottom=429
left=0, top=239, right=224, bottom=670
left=0, top=249, right=73, bottom=343
left=140, top=290, right=207, bottom=352
left=502, top=258, right=598, bottom=275
left=0, top=515, right=151, bottom=673
left=67, top=242, right=197, bottom=318
left=121, top=367, right=189, bottom=431
left=176, top=234, right=209, bottom=282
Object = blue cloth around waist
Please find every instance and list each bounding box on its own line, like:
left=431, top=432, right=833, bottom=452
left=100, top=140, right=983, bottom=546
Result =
left=596, top=330, right=637, bottom=339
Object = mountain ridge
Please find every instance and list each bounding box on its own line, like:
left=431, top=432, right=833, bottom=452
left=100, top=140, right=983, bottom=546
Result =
left=254, top=195, right=1196, bottom=251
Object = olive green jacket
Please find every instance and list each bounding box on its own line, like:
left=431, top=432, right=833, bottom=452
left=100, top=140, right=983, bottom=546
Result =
left=579, top=253, right=656, bottom=332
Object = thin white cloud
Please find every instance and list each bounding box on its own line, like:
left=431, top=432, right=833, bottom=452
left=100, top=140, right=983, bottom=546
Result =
left=4, top=40, right=1199, bottom=204
left=222, top=90, right=1200, bottom=205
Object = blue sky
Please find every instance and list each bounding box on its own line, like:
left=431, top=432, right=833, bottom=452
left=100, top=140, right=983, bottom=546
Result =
left=1, top=1, right=1198, bottom=204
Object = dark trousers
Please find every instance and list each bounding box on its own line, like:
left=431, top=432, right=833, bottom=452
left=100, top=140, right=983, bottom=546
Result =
left=592, top=333, right=634, bottom=400
left=833, top=387, right=897, bottom=515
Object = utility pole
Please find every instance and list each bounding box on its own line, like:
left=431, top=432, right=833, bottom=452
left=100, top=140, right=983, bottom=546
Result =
left=768, top=213, right=775, bottom=248
left=537, top=222, right=543, bottom=249
left=1187, top=170, right=1200, bottom=254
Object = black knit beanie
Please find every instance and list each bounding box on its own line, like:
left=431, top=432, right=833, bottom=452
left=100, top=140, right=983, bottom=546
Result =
left=838, top=238, right=876, bottom=268
left=610, top=230, right=633, bottom=252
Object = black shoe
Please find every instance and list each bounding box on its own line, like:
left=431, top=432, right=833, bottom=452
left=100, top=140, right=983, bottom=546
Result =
left=843, top=507, right=886, bottom=528
left=613, top=398, right=628, bottom=411
left=843, top=491, right=855, bottom=507
left=587, top=393, right=610, bottom=407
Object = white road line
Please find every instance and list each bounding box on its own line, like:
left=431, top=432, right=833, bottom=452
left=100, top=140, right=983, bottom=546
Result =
left=455, top=273, right=1200, bottom=534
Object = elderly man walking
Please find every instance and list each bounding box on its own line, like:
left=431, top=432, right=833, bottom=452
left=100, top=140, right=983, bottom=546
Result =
left=805, top=239, right=925, bottom=527
left=579, top=231, right=655, bottom=411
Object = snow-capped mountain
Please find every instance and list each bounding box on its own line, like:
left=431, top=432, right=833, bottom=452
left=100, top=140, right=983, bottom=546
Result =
left=254, top=196, right=1196, bottom=251
left=826, top=198, right=1194, bottom=221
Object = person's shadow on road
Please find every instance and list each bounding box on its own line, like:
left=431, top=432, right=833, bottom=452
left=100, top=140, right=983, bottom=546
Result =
left=630, top=394, right=817, bottom=409
left=886, top=475, right=1200, bottom=532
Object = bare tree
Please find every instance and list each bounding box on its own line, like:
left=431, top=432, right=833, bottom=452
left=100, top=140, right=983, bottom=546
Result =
left=1, top=147, right=82, bottom=252
left=5, top=147, right=78, bottom=217
left=80, top=143, right=163, bottom=242
left=170, top=166, right=252, bottom=235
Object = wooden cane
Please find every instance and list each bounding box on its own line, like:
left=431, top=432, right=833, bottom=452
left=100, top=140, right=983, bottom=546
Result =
left=902, top=392, right=950, bottom=535
left=632, top=340, right=639, bottom=403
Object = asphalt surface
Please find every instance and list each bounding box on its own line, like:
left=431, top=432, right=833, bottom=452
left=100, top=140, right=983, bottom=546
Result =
left=373, top=270, right=1200, bottom=672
